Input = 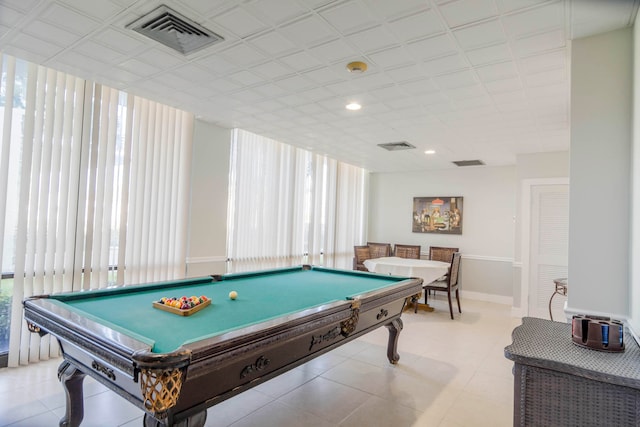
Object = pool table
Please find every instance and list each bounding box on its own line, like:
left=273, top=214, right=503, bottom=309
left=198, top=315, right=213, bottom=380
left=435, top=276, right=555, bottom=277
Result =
left=23, top=265, right=422, bottom=427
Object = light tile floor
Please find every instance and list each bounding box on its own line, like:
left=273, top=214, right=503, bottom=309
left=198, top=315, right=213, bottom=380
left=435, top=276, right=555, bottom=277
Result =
left=0, top=296, right=523, bottom=427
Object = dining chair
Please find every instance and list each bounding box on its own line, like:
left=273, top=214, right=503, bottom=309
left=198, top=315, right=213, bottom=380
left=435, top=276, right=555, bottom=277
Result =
left=428, top=246, right=459, bottom=297
left=367, top=242, right=392, bottom=258
left=353, top=245, right=371, bottom=271
left=394, top=244, right=421, bottom=259
left=429, top=246, right=459, bottom=263
left=423, top=252, right=462, bottom=319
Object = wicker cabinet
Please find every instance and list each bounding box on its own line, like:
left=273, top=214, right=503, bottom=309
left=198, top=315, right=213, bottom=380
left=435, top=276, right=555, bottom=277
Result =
left=504, top=317, right=640, bottom=427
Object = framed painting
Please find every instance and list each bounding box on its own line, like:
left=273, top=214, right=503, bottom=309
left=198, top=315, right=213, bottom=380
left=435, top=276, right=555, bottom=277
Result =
left=412, top=196, right=463, bottom=234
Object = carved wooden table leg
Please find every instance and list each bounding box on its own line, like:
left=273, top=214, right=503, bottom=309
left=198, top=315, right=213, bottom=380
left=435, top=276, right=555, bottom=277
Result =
left=58, top=361, right=86, bottom=427
left=385, top=318, right=403, bottom=364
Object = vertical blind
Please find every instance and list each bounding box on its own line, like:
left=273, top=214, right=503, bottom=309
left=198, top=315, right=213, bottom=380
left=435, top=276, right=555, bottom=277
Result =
left=0, top=53, right=193, bottom=366
left=227, top=129, right=368, bottom=272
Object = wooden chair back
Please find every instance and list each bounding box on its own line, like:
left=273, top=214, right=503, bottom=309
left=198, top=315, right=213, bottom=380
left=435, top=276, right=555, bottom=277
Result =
left=429, top=246, right=459, bottom=263
left=353, top=245, right=371, bottom=271
left=394, top=244, right=421, bottom=259
left=367, top=242, right=392, bottom=258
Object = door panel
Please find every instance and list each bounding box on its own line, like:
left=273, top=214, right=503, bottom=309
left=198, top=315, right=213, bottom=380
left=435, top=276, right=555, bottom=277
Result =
left=528, top=185, right=569, bottom=321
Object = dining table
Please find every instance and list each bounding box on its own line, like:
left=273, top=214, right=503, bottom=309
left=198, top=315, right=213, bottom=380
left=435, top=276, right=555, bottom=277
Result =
left=363, top=256, right=450, bottom=312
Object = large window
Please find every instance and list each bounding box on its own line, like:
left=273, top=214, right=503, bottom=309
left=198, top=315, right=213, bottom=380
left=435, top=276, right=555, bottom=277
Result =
left=227, top=129, right=367, bottom=272
left=0, top=54, right=194, bottom=366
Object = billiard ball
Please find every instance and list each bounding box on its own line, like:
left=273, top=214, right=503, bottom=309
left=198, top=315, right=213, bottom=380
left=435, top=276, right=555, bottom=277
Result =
left=229, top=291, right=238, bottom=300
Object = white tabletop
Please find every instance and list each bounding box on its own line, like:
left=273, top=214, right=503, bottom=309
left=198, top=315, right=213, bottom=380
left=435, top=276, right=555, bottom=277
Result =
left=363, top=256, right=449, bottom=284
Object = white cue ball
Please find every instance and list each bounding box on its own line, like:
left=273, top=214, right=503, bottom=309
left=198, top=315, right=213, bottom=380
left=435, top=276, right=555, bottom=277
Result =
left=229, top=291, right=238, bottom=300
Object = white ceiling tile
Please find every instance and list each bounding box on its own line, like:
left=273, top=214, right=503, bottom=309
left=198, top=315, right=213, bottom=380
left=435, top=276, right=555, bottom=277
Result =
left=495, top=0, right=551, bottom=14
left=0, top=4, right=24, bottom=27
left=118, top=58, right=160, bottom=76
left=247, top=0, right=308, bottom=26
left=444, top=84, right=487, bottom=100
left=423, top=54, right=469, bottom=76
left=367, top=46, right=414, bottom=68
left=350, top=72, right=395, bottom=90
left=231, top=89, right=265, bottom=103
left=279, top=51, right=324, bottom=72
left=475, top=61, right=518, bottom=82
left=308, top=39, right=359, bottom=63
left=1, top=0, right=40, bottom=13
left=93, top=28, right=147, bottom=54
left=213, top=6, right=270, bottom=38
left=276, top=93, right=307, bottom=106
left=345, top=25, right=398, bottom=53
left=453, top=95, right=494, bottom=110
left=299, top=86, right=335, bottom=101
left=229, top=70, right=264, bottom=86
left=511, top=29, right=565, bottom=57
left=323, top=80, right=359, bottom=96
left=251, top=61, right=294, bottom=79
left=20, top=19, right=83, bottom=47
left=40, top=3, right=101, bottom=35
left=7, top=32, right=64, bottom=57
left=434, top=69, right=477, bottom=89
left=248, top=31, right=298, bottom=56
left=203, top=78, right=241, bottom=94
left=365, top=0, right=429, bottom=21
left=301, top=66, right=346, bottom=84
left=484, top=76, right=523, bottom=93
left=137, top=48, right=184, bottom=70
left=199, top=54, right=240, bottom=76
left=406, top=34, right=458, bottom=61
left=52, top=50, right=111, bottom=75
left=279, top=15, right=336, bottom=47
left=384, top=64, right=427, bottom=83
left=319, top=1, right=378, bottom=34
left=438, top=0, right=499, bottom=28
left=453, top=19, right=507, bottom=49
left=369, top=85, right=408, bottom=101
left=465, top=43, right=512, bottom=66
left=520, top=50, right=566, bottom=75
left=502, top=1, right=564, bottom=37
left=275, top=74, right=315, bottom=91
left=73, top=40, right=125, bottom=63
left=524, top=67, right=566, bottom=87
left=398, top=78, right=439, bottom=95
left=386, top=8, right=446, bottom=42
left=57, top=0, right=121, bottom=20
left=219, top=43, right=268, bottom=67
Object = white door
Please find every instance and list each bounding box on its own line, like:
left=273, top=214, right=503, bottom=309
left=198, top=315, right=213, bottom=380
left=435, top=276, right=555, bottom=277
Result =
left=528, top=183, right=569, bottom=321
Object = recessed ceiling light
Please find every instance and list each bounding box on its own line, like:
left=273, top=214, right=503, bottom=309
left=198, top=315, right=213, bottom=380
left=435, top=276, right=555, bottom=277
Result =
left=425, top=150, right=436, bottom=155
left=346, top=102, right=361, bottom=110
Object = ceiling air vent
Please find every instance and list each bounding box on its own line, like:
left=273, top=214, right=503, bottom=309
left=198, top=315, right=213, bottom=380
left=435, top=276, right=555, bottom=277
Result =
left=127, top=5, right=224, bottom=55
left=378, top=141, right=416, bottom=151
left=453, top=160, right=485, bottom=167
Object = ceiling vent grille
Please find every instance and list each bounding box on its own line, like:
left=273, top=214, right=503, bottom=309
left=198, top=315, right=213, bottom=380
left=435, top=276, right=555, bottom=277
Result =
left=378, top=141, right=416, bottom=151
left=127, top=5, right=224, bottom=55
left=453, top=160, right=485, bottom=167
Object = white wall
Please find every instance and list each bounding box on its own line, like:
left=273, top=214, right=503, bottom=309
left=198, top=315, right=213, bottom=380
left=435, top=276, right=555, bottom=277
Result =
left=186, top=120, right=231, bottom=277
left=567, top=28, right=633, bottom=319
left=369, top=166, right=516, bottom=300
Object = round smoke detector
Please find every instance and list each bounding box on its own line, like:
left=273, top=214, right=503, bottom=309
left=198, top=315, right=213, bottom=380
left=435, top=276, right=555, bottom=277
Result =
left=346, top=61, right=368, bottom=73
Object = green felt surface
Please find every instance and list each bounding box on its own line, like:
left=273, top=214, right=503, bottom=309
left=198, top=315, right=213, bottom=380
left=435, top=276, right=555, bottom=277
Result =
left=52, top=267, right=403, bottom=353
